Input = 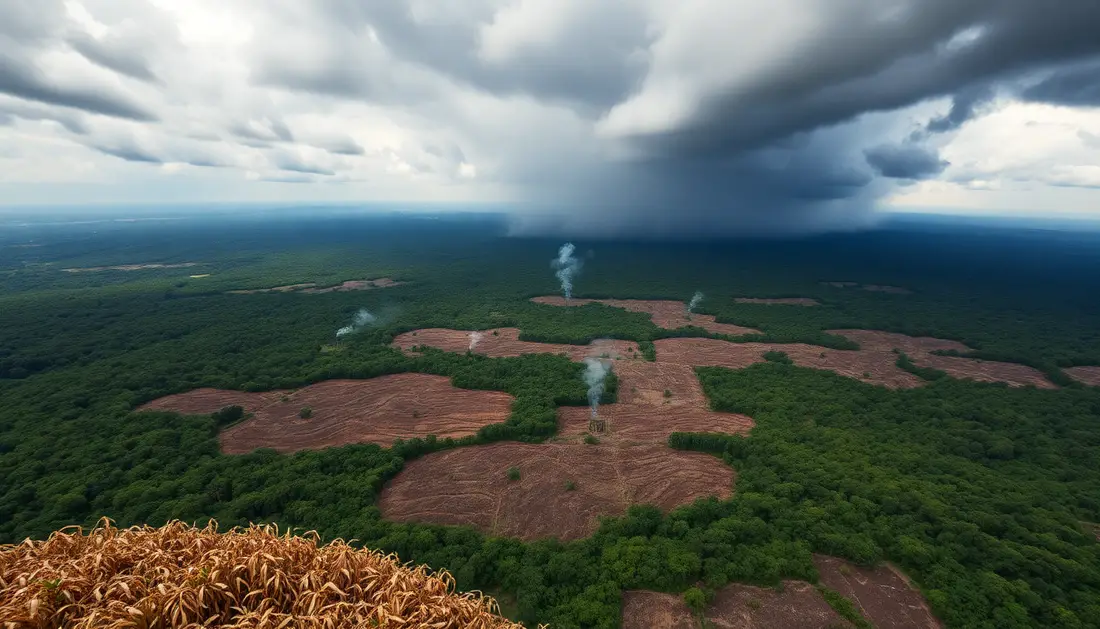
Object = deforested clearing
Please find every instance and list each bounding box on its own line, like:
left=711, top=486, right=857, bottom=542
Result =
left=0, top=519, right=529, bottom=629
left=139, top=374, right=513, bottom=453
left=531, top=296, right=763, bottom=336
left=378, top=442, right=734, bottom=541
left=621, top=581, right=853, bottom=629
left=814, top=555, right=944, bottom=629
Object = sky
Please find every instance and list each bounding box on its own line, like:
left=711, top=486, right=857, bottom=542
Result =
left=2, top=0, right=1100, bottom=235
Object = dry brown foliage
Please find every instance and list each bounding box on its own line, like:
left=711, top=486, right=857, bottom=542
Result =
left=0, top=519, right=531, bottom=629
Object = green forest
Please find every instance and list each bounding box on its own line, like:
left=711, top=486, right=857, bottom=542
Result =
left=2, top=213, right=1100, bottom=627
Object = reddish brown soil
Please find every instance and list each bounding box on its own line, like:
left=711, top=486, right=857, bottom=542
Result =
left=378, top=442, right=734, bottom=541
left=655, top=337, right=925, bottom=389
left=735, top=297, right=821, bottom=306
left=831, top=330, right=1056, bottom=388
left=814, top=555, right=943, bottom=629
left=622, top=582, right=851, bottom=629
left=138, top=374, right=513, bottom=453
left=558, top=361, right=755, bottom=443
left=227, top=278, right=404, bottom=294
left=393, top=327, right=639, bottom=361
left=532, top=296, right=762, bottom=336
left=1066, top=366, right=1100, bottom=386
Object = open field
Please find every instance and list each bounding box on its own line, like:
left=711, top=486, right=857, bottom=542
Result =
left=557, top=361, right=755, bottom=443
left=227, top=277, right=404, bottom=294
left=814, top=555, right=943, bottom=629
left=393, top=327, right=639, bottom=360
left=378, top=442, right=734, bottom=541
left=532, top=296, right=762, bottom=336
left=1065, top=366, right=1100, bottom=386
left=622, top=582, right=851, bottom=629
left=139, top=374, right=513, bottom=453
left=734, top=297, right=821, bottom=306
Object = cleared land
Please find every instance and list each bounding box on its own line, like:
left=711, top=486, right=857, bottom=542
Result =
left=139, top=374, right=513, bottom=453
left=621, top=582, right=851, bottom=629
left=393, top=327, right=639, bottom=361
left=834, top=329, right=1056, bottom=388
left=557, top=361, right=755, bottom=443
left=814, top=555, right=943, bottom=629
left=398, top=327, right=1053, bottom=389
left=655, top=337, right=924, bottom=388
left=62, top=262, right=199, bottom=272
left=532, top=296, right=762, bottom=336
left=1065, top=366, right=1100, bottom=386
left=227, top=277, right=404, bottom=294
left=378, top=442, right=734, bottom=541
left=735, top=297, right=820, bottom=306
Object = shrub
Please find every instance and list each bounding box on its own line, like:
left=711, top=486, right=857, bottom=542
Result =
left=583, top=434, right=599, bottom=445
left=507, top=466, right=521, bottom=481
left=564, top=480, right=576, bottom=491
left=299, top=407, right=313, bottom=419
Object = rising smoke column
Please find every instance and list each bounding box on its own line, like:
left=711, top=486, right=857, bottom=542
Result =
left=552, top=243, right=582, bottom=300
left=336, top=309, right=377, bottom=339
left=687, top=291, right=704, bottom=313
left=468, top=331, right=483, bottom=351
left=583, top=357, right=611, bottom=418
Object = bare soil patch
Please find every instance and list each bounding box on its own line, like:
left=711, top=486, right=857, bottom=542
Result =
left=558, top=361, right=754, bottom=443
left=831, top=330, right=1056, bottom=389
left=735, top=297, right=821, bottom=306
left=139, top=374, right=513, bottom=453
left=622, top=582, right=851, bottom=629
left=532, top=296, right=762, bottom=336
left=1066, top=366, right=1100, bottom=387
left=228, top=277, right=404, bottom=294
left=655, top=337, right=924, bottom=389
left=393, top=327, right=639, bottom=361
left=378, top=442, right=734, bottom=541
left=62, top=263, right=199, bottom=273
left=814, top=555, right=943, bottom=629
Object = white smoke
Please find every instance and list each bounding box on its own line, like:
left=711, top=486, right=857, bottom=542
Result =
left=687, top=291, right=704, bottom=313
left=552, top=242, right=582, bottom=300
left=468, top=331, right=483, bottom=351
left=583, top=357, right=611, bottom=418
left=336, top=308, right=377, bottom=338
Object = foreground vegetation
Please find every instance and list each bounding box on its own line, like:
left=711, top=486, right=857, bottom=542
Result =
left=2, top=213, right=1100, bottom=627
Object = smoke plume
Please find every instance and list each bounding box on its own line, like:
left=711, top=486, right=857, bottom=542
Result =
left=552, top=243, right=582, bottom=300
left=583, top=357, right=611, bottom=418
left=468, top=331, right=483, bottom=351
left=687, top=291, right=704, bottom=313
left=335, top=309, right=377, bottom=338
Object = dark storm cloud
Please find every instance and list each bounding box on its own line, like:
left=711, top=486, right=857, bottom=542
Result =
left=68, top=33, right=158, bottom=83
left=1021, top=60, right=1100, bottom=107
left=624, top=1, right=1100, bottom=160
left=925, top=86, right=995, bottom=134
left=0, top=53, right=157, bottom=121
left=865, top=144, right=949, bottom=179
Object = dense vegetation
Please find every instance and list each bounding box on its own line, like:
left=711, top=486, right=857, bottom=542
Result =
left=2, top=212, right=1100, bottom=627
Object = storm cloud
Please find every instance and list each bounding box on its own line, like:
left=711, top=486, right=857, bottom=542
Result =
left=2, top=0, right=1100, bottom=230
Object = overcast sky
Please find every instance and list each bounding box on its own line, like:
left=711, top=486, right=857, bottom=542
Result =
left=2, top=0, right=1100, bottom=234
